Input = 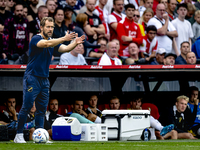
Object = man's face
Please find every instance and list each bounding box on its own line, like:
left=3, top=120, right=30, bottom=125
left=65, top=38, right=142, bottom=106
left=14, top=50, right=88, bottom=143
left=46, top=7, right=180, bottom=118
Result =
left=156, top=4, right=166, bottom=19
left=112, top=39, right=120, bottom=51
left=30, top=0, right=38, bottom=6
left=144, top=0, right=153, bottom=8
left=55, top=9, right=64, bottom=23
left=156, top=53, right=165, bottom=64
left=176, top=99, right=188, bottom=113
left=186, top=52, right=196, bottom=64
left=6, top=98, right=16, bottom=108
left=126, top=7, right=135, bottom=20
left=66, top=0, right=76, bottom=7
left=133, top=11, right=140, bottom=23
left=147, top=30, right=156, bottom=41
left=113, top=0, right=124, bottom=13
left=160, top=0, right=168, bottom=9
left=187, top=10, right=195, bottom=19
left=38, top=8, right=49, bottom=20
left=41, top=20, right=54, bottom=38
left=99, top=0, right=108, bottom=6
left=107, top=42, right=118, bottom=58
left=128, top=43, right=139, bottom=56
left=180, top=43, right=190, bottom=56
left=88, top=95, right=98, bottom=108
left=73, top=100, right=83, bottom=113
left=73, top=44, right=84, bottom=54
left=14, top=5, right=23, bottom=18
left=86, top=0, right=95, bottom=12
left=0, top=0, right=6, bottom=10
left=49, top=99, right=58, bottom=112
left=46, top=0, right=56, bottom=13
left=168, top=0, right=177, bottom=12
left=164, top=56, right=175, bottom=65
left=190, top=90, right=198, bottom=103
left=110, top=99, right=120, bottom=110
left=130, top=99, right=142, bottom=109
left=177, top=7, right=187, bottom=18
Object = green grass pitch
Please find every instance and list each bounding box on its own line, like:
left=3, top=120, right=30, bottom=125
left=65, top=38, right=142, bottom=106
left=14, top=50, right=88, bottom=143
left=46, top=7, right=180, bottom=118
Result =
left=0, top=140, right=200, bottom=150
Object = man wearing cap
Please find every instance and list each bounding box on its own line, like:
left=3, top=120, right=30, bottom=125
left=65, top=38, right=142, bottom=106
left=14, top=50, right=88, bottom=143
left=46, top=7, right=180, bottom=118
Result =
left=151, top=48, right=166, bottom=65
left=163, top=53, right=177, bottom=65
left=175, top=41, right=190, bottom=64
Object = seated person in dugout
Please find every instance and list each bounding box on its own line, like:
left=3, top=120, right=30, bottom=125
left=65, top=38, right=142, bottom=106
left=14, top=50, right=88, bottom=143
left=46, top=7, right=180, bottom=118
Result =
left=129, top=97, right=176, bottom=140
left=109, top=96, right=121, bottom=110
left=0, top=97, right=18, bottom=125
left=44, top=98, right=63, bottom=140
left=85, top=95, right=102, bottom=123
left=166, top=95, right=197, bottom=139
left=67, top=99, right=99, bottom=123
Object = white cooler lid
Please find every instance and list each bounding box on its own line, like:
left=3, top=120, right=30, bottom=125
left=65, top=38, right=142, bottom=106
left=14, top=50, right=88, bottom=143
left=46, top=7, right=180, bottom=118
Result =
left=102, top=110, right=150, bottom=115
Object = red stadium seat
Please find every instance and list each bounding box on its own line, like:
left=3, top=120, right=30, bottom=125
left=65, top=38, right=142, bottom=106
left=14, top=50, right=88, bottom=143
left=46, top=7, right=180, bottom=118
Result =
left=0, top=106, right=6, bottom=113
left=142, top=103, right=160, bottom=120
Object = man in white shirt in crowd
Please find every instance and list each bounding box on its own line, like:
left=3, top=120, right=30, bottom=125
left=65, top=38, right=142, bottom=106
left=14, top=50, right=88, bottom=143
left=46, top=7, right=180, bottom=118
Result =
left=98, top=41, right=122, bottom=65
left=147, top=3, right=178, bottom=54
left=59, top=43, right=87, bottom=65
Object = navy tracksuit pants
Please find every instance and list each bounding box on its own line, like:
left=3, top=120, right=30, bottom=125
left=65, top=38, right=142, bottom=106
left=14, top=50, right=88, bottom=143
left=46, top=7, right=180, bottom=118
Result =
left=17, top=74, right=49, bottom=133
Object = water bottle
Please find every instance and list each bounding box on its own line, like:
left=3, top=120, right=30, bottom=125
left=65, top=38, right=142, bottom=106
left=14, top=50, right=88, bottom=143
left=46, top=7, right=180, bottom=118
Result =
left=144, top=129, right=149, bottom=141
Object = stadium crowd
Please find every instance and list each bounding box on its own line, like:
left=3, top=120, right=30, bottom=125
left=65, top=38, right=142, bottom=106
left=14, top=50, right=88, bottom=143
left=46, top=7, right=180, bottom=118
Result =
left=1, top=86, right=200, bottom=140
left=0, top=0, right=200, bottom=65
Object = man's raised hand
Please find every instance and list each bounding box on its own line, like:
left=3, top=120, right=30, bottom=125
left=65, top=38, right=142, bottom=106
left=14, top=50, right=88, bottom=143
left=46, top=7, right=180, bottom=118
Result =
left=64, top=31, right=76, bottom=41
left=75, top=34, right=85, bottom=44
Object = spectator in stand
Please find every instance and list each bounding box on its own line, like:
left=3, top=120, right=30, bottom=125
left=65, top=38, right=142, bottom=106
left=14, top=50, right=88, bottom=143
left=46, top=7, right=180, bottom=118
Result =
left=64, top=5, right=76, bottom=30
left=133, top=9, right=145, bottom=36
left=98, top=41, right=122, bottom=65
left=27, top=0, right=38, bottom=21
left=125, top=43, right=147, bottom=65
left=163, top=53, right=176, bottom=65
left=151, top=48, right=166, bottom=65
left=84, top=0, right=105, bottom=44
left=73, top=13, right=101, bottom=57
left=59, top=43, right=87, bottom=65
left=166, top=95, right=197, bottom=139
left=2, top=3, right=30, bottom=64
left=93, top=0, right=110, bottom=40
left=140, top=25, right=158, bottom=62
left=138, top=0, right=153, bottom=17
left=172, top=3, right=193, bottom=56
left=194, top=0, right=200, bottom=10
left=23, top=6, right=28, bottom=19
left=5, top=0, right=14, bottom=13
left=46, top=0, right=56, bottom=18
left=166, top=0, right=178, bottom=21
left=130, top=97, right=176, bottom=139
left=108, top=0, right=126, bottom=41
left=117, top=3, right=143, bottom=57
left=44, top=98, right=63, bottom=140
left=187, top=86, right=200, bottom=138
left=175, top=41, right=190, bottom=64
left=109, top=96, right=120, bottom=110
left=89, top=37, right=108, bottom=58
left=29, top=5, right=49, bottom=38
left=85, top=95, right=102, bottom=123
left=185, top=3, right=196, bottom=25
left=147, top=4, right=178, bottom=54
left=52, top=7, right=68, bottom=63
left=160, top=0, right=168, bottom=10
left=139, top=8, right=154, bottom=33
left=186, top=51, right=197, bottom=64
left=65, top=0, right=77, bottom=22
left=192, top=10, right=200, bottom=43
left=0, top=98, right=18, bottom=124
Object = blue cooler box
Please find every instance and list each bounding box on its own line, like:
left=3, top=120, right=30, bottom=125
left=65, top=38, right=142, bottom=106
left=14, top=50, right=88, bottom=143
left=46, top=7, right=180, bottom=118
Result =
left=52, top=117, right=82, bottom=141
